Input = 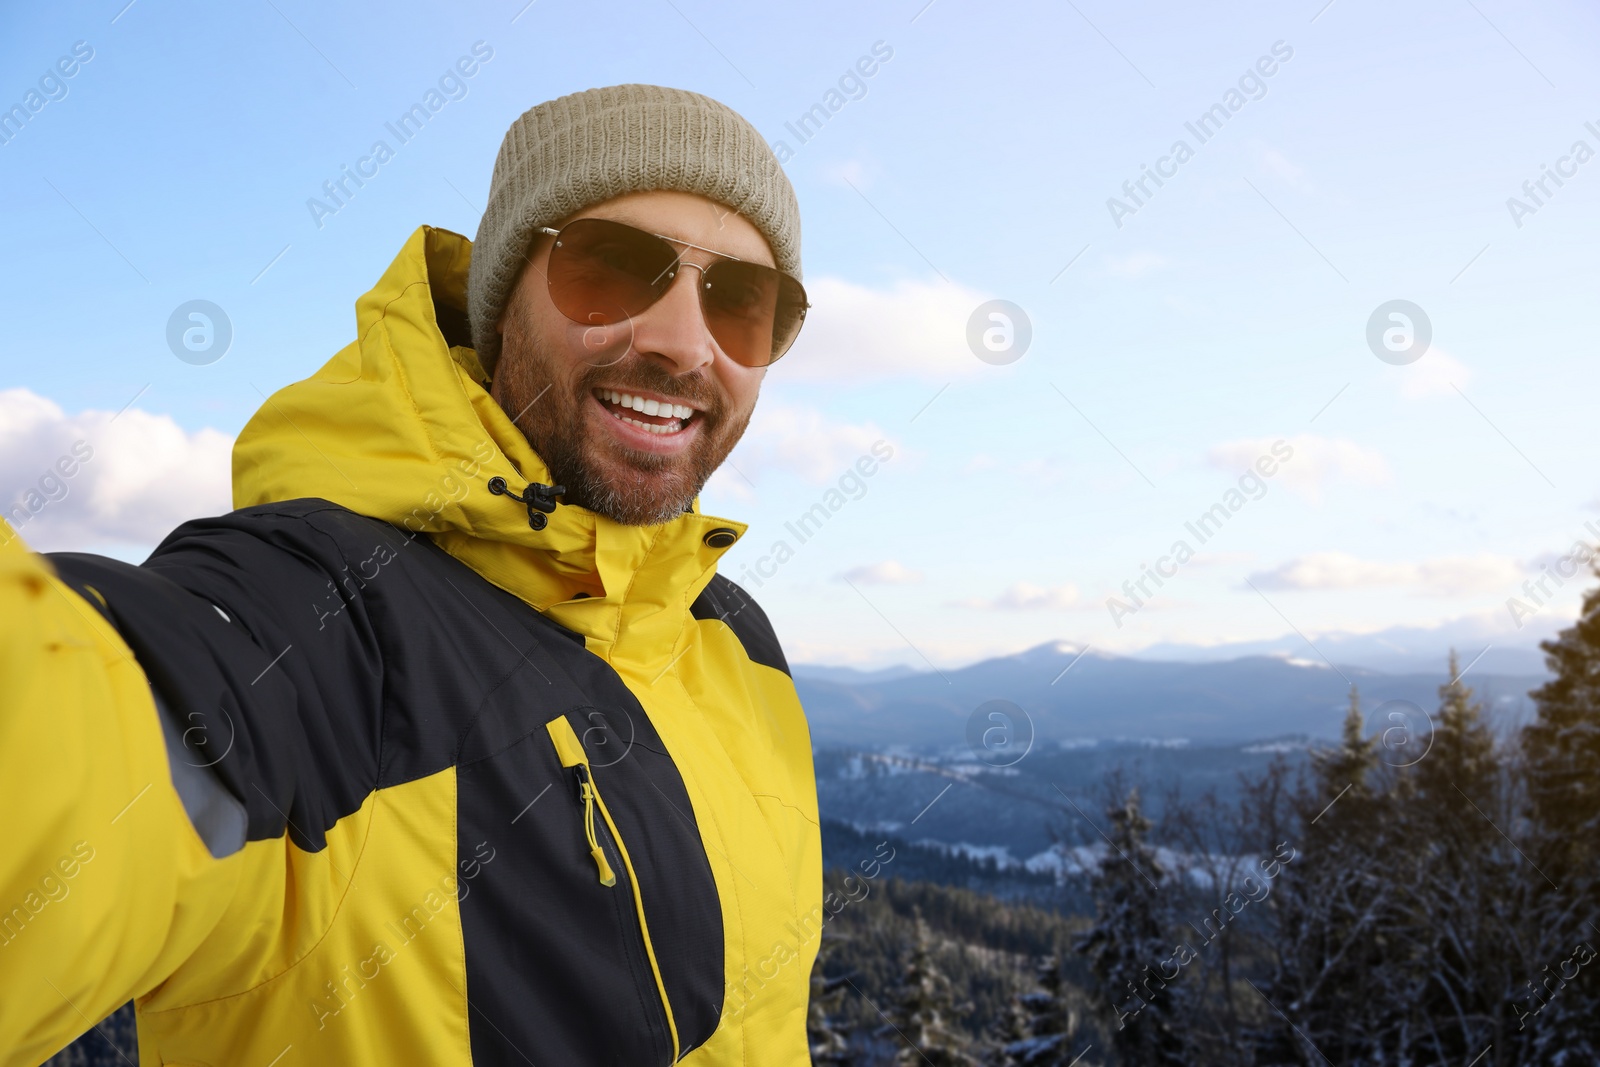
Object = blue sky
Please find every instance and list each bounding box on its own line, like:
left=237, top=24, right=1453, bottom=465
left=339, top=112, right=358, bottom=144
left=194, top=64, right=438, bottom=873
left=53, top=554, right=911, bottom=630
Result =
left=4, top=0, right=1598, bottom=669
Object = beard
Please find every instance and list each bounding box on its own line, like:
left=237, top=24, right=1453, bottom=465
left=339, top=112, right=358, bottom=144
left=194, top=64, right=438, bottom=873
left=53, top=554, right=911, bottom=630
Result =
left=490, top=308, right=753, bottom=527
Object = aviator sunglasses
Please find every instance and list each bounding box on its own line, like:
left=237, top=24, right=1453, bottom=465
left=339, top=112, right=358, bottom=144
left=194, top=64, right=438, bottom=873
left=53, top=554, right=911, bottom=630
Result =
left=534, top=217, right=810, bottom=368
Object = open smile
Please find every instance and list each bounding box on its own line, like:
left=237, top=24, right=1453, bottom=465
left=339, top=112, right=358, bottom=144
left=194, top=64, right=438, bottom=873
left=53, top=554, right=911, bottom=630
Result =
left=590, top=387, right=705, bottom=452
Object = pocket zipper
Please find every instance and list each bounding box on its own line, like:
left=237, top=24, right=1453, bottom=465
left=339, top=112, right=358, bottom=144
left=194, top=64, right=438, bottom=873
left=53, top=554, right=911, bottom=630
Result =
left=544, top=715, right=683, bottom=1061
left=572, top=763, right=617, bottom=886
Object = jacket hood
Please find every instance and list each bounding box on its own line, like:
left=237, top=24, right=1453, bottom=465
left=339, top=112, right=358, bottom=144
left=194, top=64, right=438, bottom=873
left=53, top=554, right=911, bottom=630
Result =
left=233, top=224, right=748, bottom=667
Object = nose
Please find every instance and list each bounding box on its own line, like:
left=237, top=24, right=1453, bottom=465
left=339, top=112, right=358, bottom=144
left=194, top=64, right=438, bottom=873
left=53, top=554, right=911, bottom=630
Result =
left=629, top=260, right=718, bottom=375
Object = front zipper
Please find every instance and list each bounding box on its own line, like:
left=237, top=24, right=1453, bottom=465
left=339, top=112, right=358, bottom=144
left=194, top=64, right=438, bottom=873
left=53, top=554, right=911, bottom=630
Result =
left=544, top=715, right=683, bottom=1062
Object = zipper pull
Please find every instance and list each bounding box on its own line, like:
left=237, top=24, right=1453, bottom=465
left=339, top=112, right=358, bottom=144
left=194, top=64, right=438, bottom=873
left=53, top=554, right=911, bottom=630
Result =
left=574, top=765, right=617, bottom=887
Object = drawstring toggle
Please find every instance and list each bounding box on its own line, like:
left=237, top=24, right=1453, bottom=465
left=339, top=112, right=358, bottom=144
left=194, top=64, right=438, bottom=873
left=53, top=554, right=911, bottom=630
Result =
left=488, top=476, right=565, bottom=531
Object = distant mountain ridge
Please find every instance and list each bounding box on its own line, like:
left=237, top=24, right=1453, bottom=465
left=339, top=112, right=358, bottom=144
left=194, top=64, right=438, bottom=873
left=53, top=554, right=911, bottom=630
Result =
left=794, top=641, right=1547, bottom=748
left=1133, top=622, right=1554, bottom=676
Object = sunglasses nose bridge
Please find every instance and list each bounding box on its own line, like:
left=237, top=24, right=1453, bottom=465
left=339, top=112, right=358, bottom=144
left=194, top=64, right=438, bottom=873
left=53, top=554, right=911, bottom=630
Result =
left=658, top=259, right=711, bottom=287
left=650, top=259, right=710, bottom=304
left=648, top=256, right=708, bottom=292
left=630, top=258, right=721, bottom=373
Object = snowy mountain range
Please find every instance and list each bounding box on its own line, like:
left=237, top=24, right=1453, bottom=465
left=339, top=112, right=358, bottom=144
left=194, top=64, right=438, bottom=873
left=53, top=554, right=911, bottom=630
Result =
left=793, top=638, right=1549, bottom=749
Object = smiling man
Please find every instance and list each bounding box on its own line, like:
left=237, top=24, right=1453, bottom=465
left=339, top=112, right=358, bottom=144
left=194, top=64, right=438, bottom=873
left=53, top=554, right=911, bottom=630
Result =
left=0, top=85, right=821, bottom=1066
left=490, top=187, right=789, bottom=527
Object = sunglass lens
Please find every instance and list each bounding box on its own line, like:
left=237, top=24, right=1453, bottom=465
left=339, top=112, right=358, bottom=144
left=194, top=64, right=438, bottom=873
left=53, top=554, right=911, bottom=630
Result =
left=546, top=218, right=679, bottom=327
left=700, top=261, right=809, bottom=367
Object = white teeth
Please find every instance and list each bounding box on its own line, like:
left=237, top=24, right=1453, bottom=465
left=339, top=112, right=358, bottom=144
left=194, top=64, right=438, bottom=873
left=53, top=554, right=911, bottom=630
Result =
left=597, top=389, right=696, bottom=425
left=605, top=408, right=684, bottom=434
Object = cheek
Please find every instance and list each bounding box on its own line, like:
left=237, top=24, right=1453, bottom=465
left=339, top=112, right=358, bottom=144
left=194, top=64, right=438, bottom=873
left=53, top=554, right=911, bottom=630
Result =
left=498, top=305, right=582, bottom=396
left=716, top=363, right=765, bottom=418
left=528, top=287, right=631, bottom=374
left=576, top=319, right=635, bottom=365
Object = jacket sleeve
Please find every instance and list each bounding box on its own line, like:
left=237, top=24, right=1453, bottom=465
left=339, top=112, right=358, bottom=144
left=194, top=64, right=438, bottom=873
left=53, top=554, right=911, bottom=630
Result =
left=0, top=506, right=393, bottom=1065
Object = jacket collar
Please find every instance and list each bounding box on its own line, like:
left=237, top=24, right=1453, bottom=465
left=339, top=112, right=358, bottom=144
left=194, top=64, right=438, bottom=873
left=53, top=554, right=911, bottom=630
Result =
left=233, top=225, right=746, bottom=668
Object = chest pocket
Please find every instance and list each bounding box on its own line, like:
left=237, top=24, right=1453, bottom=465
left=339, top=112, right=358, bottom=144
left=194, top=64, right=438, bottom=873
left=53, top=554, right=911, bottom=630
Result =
left=545, top=714, right=684, bottom=1055
left=456, top=705, right=724, bottom=1064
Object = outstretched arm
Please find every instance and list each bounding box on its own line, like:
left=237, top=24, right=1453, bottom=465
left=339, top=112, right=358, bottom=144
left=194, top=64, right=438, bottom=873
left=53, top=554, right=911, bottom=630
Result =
left=0, top=522, right=242, bottom=1064
left=0, top=505, right=393, bottom=1065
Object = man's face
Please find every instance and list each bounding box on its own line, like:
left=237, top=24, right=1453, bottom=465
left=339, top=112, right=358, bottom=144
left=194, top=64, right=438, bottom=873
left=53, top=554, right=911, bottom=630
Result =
left=491, top=190, right=772, bottom=526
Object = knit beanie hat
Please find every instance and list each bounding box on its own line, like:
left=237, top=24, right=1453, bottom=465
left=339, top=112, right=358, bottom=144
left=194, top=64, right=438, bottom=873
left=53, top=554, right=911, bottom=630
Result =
left=467, top=83, right=802, bottom=375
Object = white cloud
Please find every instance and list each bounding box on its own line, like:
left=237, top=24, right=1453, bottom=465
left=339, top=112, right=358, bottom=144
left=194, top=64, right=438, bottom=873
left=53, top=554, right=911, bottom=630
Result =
left=723, top=402, right=893, bottom=487
left=0, top=388, right=233, bottom=552
left=774, top=276, right=995, bottom=382
left=1397, top=346, right=1473, bottom=399
left=1260, top=147, right=1310, bottom=190
left=1249, top=551, right=1524, bottom=596
left=840, top=560, right=923, bottom=585
left=1188, top=551, right=1256, bottom=568
left=1208, top=434, right=1390, bottom=502
left=960, top=581, right=1081, bottom=610
left=1104, top=252, right=1170, bottom=279
left=821, top=160, right=870, bottom=188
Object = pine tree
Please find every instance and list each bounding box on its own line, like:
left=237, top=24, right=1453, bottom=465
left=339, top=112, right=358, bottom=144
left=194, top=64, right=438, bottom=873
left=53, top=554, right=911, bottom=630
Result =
left=989, top=985, right=1036, bottom=1067
left=1301, top=686, right=1383, bottom=866
left=1519, top=578, right=1600, bottom=1062
left=884, top=911, right=980, bottom=1067
left=1074, top=789, right=1188, bottom=1066
left=1400, top=652, right=1510, bottom=1063
left=991, top=955, right=1080, bottom=1066
left=1524, top=581, right=1600, bottom=877
left=1256, top=666, right=1580, bottom=1065
left=1252, top=686, right=1411, bottom=1064
left=807, top=936, right=855, bottom=1065
left=1416, top=650, right=1498, bottom=809
left=1314, top=686, right=1378, bottom=803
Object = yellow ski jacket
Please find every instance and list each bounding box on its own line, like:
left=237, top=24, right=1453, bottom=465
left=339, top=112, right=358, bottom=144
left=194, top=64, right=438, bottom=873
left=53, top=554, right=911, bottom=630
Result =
left=0, top=225, right=823, bottom=1066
